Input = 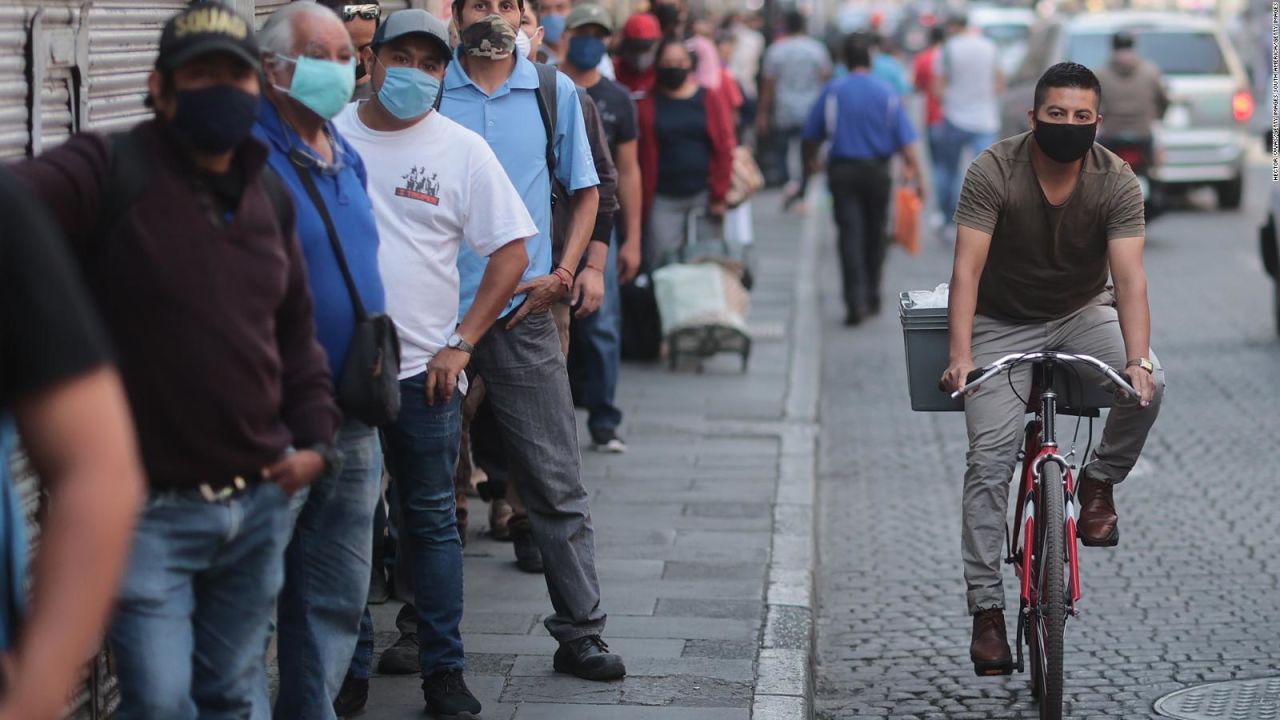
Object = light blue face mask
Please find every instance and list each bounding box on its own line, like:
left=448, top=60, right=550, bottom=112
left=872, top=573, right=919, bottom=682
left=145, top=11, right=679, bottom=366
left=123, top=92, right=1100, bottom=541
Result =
left=542, top=14, right=567, bottom=44
left=275, top=55, right=356, bottom=120
left=377, top=65, right=442, bottom=120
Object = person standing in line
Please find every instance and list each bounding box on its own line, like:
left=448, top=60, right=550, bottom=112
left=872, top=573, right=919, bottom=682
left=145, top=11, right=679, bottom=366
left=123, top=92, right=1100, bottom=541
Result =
left=932, top=13, right=1003, bottom=235
left=14, top=4, right=340, bottom=716
left=638, top=37, right=737, bottom=270
left=559, top=3, right=642, bottom=453
left=318, top=0, right=382, bottom=101
left=756, top=10, right=831, bottom=193
left=253, top=5, right=386, bottom=719
left=614, top=12, right=663, bottom=98
left=0, top=168, right=145, bottom=720
left=534, top=0, right=572, bottom=64
left=334, top=11, right=534, bottom=715
left=801, top=35, right=923, bottom=327
left=440, top=0, right=628, bottom=682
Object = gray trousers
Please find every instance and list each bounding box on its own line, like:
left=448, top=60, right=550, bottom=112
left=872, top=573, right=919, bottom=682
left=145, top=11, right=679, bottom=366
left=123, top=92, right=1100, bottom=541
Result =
left=647, top=192, right=707, bottom=269
left=962, top=291, right=1165, bottom=613
left=471, top=308, right=607, bottom=641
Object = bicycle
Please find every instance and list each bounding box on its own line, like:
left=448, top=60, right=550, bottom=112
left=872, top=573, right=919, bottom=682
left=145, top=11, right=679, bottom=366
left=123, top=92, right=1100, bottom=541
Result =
left=951, top=352, right=1138, bottom=720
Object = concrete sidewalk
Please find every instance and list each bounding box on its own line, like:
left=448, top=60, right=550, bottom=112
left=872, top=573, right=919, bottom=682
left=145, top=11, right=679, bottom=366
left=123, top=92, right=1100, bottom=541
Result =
left=358, top=191, right=821, bottom=719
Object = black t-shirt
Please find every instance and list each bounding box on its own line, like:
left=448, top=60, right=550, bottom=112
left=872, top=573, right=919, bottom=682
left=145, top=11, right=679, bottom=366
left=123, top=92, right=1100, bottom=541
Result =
left=655, top=89, right=711, bottom=198
left=0, top=167, right=109, bottom=409
left=586, top=77, right=639, bottom=156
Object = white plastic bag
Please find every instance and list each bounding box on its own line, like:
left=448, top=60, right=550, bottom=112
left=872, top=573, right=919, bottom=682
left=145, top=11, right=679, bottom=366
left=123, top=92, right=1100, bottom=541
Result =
left=905, top=283, right=950, bottom=309
left=652, top=262, right=750, bottom=336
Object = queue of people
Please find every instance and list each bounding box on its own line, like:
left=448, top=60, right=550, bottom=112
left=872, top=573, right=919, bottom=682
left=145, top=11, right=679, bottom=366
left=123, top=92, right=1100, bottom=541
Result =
left=0, top=0, right=779, bottom=717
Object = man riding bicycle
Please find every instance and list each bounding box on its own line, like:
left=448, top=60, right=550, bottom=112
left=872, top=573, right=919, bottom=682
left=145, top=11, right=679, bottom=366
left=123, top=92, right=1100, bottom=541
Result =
left=940, top=62, right=1165, bottom=676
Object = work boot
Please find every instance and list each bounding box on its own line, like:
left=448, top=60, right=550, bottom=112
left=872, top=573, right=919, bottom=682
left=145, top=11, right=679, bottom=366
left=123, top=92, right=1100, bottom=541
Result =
left=422, top=669, right=482, bottom=719
left=509, top=514, right=543, bottom=573
left=553, top=635, right=627, bottom=681
left=333, top=672, right=369, bottom=717
left=970, top=608, right=1014, bottom=676
left=1077, top=471, right=1119, bottom=546
left=376, top=604, right=419, bottom=675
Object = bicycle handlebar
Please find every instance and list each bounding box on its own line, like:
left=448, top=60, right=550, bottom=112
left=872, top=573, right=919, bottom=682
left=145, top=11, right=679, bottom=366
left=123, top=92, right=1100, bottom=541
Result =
left=948, top=352, right=1138, bottom=401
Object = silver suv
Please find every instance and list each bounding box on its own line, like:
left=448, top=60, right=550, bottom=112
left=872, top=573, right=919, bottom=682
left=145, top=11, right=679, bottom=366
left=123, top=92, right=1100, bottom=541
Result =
left=1000, top=11, right=1253, bottom=209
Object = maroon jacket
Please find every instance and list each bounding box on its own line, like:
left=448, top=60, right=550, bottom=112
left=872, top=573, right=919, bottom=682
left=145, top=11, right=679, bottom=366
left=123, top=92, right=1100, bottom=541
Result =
left=13, top=120, right=339, bottom=490
left=637, top=84, right=737, bottom=222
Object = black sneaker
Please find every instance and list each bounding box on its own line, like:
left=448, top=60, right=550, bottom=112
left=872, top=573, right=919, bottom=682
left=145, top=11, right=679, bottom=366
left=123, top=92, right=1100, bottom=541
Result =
left=509, top=515, right=544, bottom=574
left=333, top=673, right=369, bottom=717
left=590, top=430, right=627, bottom=454
left=422, top=669, right=482, bottom=719
left=553, top=635, right=626, bottom=681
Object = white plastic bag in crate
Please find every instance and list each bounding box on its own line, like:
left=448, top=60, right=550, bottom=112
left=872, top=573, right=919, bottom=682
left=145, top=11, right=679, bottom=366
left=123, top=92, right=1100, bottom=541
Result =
left=651, top=262, right=749, bottom=336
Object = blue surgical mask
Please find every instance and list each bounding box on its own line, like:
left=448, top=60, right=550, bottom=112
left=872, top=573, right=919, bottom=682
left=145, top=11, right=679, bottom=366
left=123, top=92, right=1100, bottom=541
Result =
left=542, top=14, right=567, bottom=44
left=377, top=65, right=441, bottom=120
left=275, top=55, right=356, bottom=120
left=567, top=36, right=607, bottom=70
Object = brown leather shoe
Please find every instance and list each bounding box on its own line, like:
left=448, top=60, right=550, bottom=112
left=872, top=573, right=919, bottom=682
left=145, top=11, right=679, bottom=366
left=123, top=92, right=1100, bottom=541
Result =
left=970, top=608, right=1014, bottom=676
left=1077, top=472, right=1119, bottom=547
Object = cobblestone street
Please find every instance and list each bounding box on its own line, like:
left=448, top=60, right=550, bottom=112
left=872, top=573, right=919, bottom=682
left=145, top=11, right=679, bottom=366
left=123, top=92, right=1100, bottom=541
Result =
left=815, top=160, right=1280, bottom=719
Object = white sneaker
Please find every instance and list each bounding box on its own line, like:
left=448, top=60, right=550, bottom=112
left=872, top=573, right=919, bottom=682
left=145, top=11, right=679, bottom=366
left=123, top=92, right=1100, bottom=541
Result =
left=591, top=432, right=628, bottom=454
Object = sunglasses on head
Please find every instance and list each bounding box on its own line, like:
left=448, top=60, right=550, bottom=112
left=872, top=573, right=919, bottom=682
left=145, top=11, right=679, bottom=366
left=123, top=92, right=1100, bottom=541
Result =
left=342, top=4, right=381, bottom=22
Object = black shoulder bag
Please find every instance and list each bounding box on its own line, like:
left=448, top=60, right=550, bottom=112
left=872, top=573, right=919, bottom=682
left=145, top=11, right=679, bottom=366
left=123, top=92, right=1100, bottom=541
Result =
left=290, top=159, right=401, bottom=427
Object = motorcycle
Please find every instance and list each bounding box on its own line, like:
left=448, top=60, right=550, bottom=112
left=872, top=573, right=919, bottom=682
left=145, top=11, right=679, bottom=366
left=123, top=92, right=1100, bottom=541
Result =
left=1101, top=135, right=1164, bottom=222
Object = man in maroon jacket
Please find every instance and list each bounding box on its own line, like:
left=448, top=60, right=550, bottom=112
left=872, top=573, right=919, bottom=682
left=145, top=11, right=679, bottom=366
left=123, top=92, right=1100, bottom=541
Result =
left=13, top=4, right=340, bottom=717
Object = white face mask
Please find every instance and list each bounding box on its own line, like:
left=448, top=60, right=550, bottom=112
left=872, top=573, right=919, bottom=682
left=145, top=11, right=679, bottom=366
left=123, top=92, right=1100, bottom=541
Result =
left=515, top=29, right=533, bottom=59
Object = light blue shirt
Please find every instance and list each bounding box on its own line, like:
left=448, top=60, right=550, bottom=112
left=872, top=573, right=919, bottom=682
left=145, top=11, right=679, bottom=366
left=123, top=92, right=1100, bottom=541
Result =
left=442, top=53, right=599, bottom=318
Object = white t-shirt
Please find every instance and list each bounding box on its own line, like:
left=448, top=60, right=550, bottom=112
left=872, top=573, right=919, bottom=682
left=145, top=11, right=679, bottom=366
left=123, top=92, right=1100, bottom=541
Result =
left=333, top=105, right=537, bottom=381
left=933, top=33, right=1001, bottom=134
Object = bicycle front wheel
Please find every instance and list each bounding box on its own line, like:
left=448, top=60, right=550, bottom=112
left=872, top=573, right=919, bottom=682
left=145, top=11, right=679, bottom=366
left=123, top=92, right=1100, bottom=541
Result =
left=1031, top=460, right=1067, bottom=720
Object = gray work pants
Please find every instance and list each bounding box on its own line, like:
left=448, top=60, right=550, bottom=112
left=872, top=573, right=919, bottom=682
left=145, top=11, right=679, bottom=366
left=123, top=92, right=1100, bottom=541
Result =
left=962, top=291, right=1165, bottom=613
left=470, top=308, right=607, bottom=641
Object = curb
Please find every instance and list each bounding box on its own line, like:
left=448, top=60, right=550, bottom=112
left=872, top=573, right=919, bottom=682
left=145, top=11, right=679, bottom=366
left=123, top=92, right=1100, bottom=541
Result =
left=752, top=190, right=824, bottom=719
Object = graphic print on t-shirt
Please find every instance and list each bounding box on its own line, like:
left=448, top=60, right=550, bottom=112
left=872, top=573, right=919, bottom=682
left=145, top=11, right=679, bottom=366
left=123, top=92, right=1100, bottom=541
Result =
left=396, top=166, right=441, bottom=205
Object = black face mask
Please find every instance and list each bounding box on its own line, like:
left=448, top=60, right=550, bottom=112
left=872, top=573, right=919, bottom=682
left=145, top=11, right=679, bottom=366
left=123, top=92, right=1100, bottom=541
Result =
left=656, top=66, right=689, bottom=90
left=170, top=85, right=259, bottom=154
left=1032, top=119, right=1096, bottom=164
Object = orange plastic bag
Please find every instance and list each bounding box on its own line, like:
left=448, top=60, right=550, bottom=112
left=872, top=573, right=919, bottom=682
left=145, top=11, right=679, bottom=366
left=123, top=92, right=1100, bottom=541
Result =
left=893, top=186, right=922, bottom=256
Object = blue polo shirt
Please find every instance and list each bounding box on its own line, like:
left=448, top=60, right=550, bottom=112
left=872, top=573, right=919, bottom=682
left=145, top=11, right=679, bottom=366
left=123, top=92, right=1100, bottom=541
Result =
left=253, top=98, right=385, bottom=376
left=802, top=71, right=917, bottom=161
left=441, top=53, right=598, bottom=318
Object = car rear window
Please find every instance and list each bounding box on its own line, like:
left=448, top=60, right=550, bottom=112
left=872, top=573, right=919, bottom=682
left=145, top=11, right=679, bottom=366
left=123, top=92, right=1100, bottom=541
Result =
left=1068, top=31, right=1227, bottom=75
left=983, top=23, right=1031, bottom=45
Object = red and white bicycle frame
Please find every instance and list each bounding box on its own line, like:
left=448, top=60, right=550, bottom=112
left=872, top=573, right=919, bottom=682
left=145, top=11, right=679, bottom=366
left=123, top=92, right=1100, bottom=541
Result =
left=1012, top=420, right=1082, bottom=615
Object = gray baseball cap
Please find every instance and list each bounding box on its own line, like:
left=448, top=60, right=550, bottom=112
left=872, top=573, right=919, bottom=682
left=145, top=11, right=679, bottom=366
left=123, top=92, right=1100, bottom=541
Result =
left=566, top=4, right=613, bottom=34
left=371, top=9, right=451, bottom=55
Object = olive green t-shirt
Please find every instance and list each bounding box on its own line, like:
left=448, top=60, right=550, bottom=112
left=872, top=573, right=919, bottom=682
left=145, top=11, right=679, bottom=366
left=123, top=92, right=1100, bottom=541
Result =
left=954, top=132, right=1145, bottom=323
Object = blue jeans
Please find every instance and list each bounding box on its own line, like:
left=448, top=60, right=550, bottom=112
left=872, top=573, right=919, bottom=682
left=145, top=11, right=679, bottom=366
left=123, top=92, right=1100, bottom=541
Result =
left=931, top=119, right=997, bottom=224
left=110, top=482, right=291, bottom=720
left=351, top=607, right=374, bottom=680
left=274, top=420, right=382, bottom=720
left=381, top=374, right=464, bottom=675
left=570, top=239, right=623, bottom=437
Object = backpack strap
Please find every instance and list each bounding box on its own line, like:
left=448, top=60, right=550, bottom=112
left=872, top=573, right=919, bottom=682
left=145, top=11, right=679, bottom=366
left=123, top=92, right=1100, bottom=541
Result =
left=532, top=62, right=559, bottom=180
left=98, top=131, right=149, bottom=237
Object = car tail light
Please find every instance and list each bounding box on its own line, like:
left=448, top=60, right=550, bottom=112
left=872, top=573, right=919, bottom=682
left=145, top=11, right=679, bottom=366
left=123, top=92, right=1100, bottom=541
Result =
left=1114, top=147, right=1142, bottom=166
left=1233, top=90, right=1254, bottom=123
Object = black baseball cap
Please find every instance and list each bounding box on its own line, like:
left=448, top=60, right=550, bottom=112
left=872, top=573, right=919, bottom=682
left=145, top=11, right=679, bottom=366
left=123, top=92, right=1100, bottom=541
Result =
left=156, top=2, right=260, bottom=73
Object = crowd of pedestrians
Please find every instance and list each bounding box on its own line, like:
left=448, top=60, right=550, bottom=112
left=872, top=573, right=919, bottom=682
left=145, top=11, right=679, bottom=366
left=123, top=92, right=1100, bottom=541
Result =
left=0, top=0, right=776, bottom=717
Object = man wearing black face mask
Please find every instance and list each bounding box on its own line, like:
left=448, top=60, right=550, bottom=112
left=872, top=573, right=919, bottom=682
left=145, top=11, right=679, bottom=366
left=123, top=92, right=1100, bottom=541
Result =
left=13, top=3, right=339, bottom=715
left=940, top=62, right=1164, bottom=677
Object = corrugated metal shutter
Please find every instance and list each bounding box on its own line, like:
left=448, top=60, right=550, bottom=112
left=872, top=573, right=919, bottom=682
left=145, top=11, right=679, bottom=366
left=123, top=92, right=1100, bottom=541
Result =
left=0, top=6, right=31, bottom=160
left=84, top=1, right=188, bottom=135
left=0, top=3, right=79, bottom=161
left=254, top=0, right=291, bottom=27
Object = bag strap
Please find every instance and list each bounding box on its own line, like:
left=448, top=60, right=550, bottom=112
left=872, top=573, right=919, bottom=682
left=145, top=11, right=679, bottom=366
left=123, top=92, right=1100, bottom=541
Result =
left=533, top=62, right=559, bottom=181
left=289, top=159, right=370, bottom=322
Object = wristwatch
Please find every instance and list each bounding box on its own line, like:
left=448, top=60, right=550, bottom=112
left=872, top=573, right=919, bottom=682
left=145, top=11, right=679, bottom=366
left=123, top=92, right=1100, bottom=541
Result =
left=1125, top=358, right=1154, bottom=374
left=307, top=443, right=343, bottom=475
left=446, top=332, right=475, bottom=354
